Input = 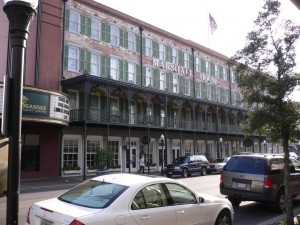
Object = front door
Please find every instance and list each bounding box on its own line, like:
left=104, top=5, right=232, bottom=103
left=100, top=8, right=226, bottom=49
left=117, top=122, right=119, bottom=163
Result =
left=125, top=141, right=138, bottom=173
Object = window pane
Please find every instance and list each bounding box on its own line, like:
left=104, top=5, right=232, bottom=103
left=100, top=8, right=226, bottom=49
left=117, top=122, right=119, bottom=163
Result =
left=69, top=10, right=80, bottom=33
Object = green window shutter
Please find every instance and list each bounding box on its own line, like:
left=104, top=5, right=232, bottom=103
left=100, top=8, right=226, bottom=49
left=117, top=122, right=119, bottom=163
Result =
left=218, top=66, right=223, bottom=79
left=167, top=47, right=172, bottom=62
left=106, top=24, right=111, bottom=43
left=153, top=69, right=159, bottom=89
left=64, top=45, right=69, bottom=69
left=201, top=59, right=206, bottom=73
left=106, top=56, right=111, bottom=77
left=125, top=62, right=129, bottom=82
left=80, top=15, right=86, bottom=35
left=65, top=9, right=70, bottom=30
left=101, top=22, right=106, bottom=42
left=101, top=55, right=106, bottom=77
left=136, top=64, right=141, bottom=85
left=166, top=73, right=170, bottom=91
left=152, top=41, right=159, bottom=58
left=119, top=59, right=124, bottom=81
left=86, top=51, right=91, bottom=74
left=119, top=29, right=124, bottom=47
left=178, top=51, right=184, bottom=66
left=195, top=81, right=200, bottom=96
left=79, top=49, right=85, bottom=72
left=166, top=73, right=173, bottom=91
left=87, top=17, right=91, bottom=37
left=189, top=78, right=194, bottom=97
left=136, top=34, right=140, bottom=53
left=142, top=37, right=146, bottom=55
left=189, top=54, right=193, bottom=69
left=210, top=62, right=215, bottom=76
left=125, top=31, right=128, bottom=49
left=142, top=67, right=146, bottom=86
left=179, top=76, right=183, bottom=94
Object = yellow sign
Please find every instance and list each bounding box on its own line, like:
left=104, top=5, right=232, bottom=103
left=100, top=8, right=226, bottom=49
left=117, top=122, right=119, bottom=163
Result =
left=0, top=138, right=8, bottom=198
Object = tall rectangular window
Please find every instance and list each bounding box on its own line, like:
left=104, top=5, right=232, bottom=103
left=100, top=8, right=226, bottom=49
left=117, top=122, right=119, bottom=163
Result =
left=69, top=10, right=80, bottom=33
left=110, top=57, right=119, bottom=80
left=68, top=91, right=78, bottom=110
left=128, top=32, right=135, bottom=51
left=183, top=77, right=190, bottom=95
left=184, top=52, right=189, bottom=68
left=90, top=52, right=100, bottom=76
left=128, top=62, right=136, bottom=83
left=91, top=18, right=101, bottom=40
left=87, top=139, right=101, bottom=169
left=68, top=46, right=79, bottom=72
left=159, top=43, right=166, bottom=61
left=108, top=141, right=119, bottom=167
left=173, top=74, right=178, bottom=93
left=111, top=25, right=119, bottom=46
left=160, top=71, right=166, bottom=90
left=195, top=57, right=200, bottom=72
left=146, top=67, right=153, bottom=86
left=145, top=38, right=152, bottom=57
left=63, top=139, right=79, bottom=168
left=172, top=48, right=178, bottom=64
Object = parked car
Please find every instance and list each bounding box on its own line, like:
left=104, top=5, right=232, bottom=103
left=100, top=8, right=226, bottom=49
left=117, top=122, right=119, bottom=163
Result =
left=164, top=155, right=210, bottom=178
left=220, top=153, right=300, bottom=212
left=209, top=157, right=231, bottom=173
left=25, top=173, right=234, bottom=225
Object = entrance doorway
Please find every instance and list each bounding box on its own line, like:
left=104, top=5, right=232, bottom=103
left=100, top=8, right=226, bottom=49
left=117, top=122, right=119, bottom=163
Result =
left=125, top=141, right=138, bottom=173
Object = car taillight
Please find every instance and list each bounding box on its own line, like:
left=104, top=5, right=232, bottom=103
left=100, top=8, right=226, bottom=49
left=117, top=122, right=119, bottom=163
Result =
left=220, top=172, right=224, bottom=182
left=69, top=220, right=85, bottom=225
left=26, top=206, right=31, bottom=224
left=264, top=178, right=273, bottom=189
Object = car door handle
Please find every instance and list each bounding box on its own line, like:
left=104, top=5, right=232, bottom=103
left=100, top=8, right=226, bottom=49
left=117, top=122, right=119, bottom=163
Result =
left=140, top=215, right=151, bottom=220
left=177, top=209, right=185, bottom=214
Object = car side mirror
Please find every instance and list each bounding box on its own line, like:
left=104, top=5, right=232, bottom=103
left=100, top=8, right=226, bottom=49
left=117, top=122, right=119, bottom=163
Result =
left=199, top=197, right=204, bottom=203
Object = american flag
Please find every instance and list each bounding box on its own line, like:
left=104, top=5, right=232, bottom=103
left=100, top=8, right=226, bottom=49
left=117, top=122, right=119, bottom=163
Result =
left=209, top=13, right=217, bottom=34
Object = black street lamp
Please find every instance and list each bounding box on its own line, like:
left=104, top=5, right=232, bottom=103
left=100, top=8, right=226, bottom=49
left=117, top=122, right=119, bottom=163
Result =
left=160, top=134, right=165, bottom=175
left=2, top=1, right=38, bottom=225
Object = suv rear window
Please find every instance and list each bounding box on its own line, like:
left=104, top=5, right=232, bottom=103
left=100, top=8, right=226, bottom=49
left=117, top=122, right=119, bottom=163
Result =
left=224, top=156, right=266, bottom=175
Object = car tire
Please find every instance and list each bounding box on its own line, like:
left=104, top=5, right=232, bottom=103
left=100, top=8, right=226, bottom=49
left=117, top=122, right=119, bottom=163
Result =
left=201, top=167, right=207, bottom=176
left=182, top=168, right=188, bottom=178
left=228, top=197, right=241, bottom=207
left=275, top=190, right=285, bottom=213
left=214, top=210, right=232, bottom=225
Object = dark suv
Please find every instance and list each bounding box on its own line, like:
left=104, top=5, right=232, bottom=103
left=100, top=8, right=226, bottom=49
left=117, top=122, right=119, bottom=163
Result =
left=164, top=155, right=210, bottom=178
left=220, top=154, right=300, bottom=212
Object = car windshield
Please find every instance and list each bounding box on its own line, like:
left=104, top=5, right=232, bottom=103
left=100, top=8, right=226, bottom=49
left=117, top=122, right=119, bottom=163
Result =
left=174, top=157, right=189, bottom=164
left=225, top=156, right=266, bottom=174
left=58, top=180, right=128, bottom=208
left=212, top=158, right=224, bottom=163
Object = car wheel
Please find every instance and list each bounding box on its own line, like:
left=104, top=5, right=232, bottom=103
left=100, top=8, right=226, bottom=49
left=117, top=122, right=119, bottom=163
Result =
left=275, top=190, right=285, bottom=213
left=201, top=167, right=207, bottom=176
left=214, top=210, right=232, bottom=225
left=166, top=174, right=172, bottom=178
left=228, top=197, right=241, bottom=207
left=182, top=168, right=188, bottom=178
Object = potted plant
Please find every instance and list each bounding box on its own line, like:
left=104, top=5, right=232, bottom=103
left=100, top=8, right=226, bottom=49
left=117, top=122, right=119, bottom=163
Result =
left=62, top=164, right=81, bottom=174
left=133, top=92, right=146, bottom=103
left=196, top=104, right=204, bottom=113
left=94, top=148, right=114, bottom=175
left=91, top=86, right=106, bottom=97
left=169, top=99, right=179, bottom=109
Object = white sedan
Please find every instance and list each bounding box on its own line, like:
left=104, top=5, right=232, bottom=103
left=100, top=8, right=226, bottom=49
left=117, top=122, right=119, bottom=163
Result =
left=25, top=173, right=234, bottom=225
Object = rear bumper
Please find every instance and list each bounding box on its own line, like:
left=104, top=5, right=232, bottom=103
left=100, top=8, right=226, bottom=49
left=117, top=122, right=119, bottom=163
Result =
left=219, top=183, right=276, bottom=202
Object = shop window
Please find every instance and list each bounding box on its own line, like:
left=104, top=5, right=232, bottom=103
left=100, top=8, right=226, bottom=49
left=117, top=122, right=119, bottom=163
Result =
left=63, top=138, right=79, bottom=168
left=21, top=134, right=40, bottom=171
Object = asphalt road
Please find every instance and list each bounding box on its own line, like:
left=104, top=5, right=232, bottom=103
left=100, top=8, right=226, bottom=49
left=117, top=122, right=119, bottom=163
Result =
left=0, top=173, right=300, bottom=225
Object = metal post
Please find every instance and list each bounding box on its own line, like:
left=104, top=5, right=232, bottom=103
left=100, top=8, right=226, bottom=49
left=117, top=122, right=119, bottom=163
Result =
left=3, top=1, right=37, bottom=225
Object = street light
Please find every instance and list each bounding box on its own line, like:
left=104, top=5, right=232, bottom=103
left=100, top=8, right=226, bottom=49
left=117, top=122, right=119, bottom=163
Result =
left=219, top=138, right=223, bottom=158
left=160, top=134, right=165, bottom=175
left=2, top=1, right=38, bottom=225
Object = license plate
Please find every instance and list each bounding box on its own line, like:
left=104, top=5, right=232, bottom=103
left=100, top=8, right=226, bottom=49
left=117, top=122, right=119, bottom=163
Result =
left=168, top=172, right=172, bottom=175
left=237, top=183, right=247, bottom=189
left=40, top=218, right=53, bottom=225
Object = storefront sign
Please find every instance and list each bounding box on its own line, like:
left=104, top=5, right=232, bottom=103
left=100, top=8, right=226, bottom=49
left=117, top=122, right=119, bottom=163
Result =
left=153, top=58, right=192, bottom=76
left=22, top=91, right=49, bottom=116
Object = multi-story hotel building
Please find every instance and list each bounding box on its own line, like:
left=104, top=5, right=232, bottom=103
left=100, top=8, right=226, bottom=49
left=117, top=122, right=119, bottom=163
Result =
left=0, top=0, right=264, bottom=179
